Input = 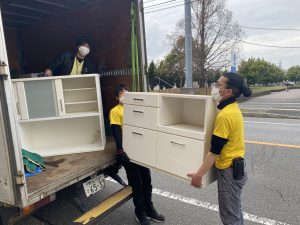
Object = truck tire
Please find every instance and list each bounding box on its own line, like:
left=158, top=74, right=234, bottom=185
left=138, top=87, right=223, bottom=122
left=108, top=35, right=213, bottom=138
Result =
left=0, top=206, right=19, bottom=225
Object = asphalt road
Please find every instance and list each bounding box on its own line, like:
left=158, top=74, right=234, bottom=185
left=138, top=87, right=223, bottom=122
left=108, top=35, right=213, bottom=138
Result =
left=239, top=89, right=300, bottom=118
left=16, top=116, right=300, bottom=225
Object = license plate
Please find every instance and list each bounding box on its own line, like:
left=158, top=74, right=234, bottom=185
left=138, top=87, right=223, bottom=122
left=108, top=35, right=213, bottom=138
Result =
left=83, top=174, right=106, bottom=197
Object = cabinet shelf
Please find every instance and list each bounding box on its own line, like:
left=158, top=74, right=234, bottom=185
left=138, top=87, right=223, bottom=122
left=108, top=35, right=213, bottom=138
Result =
left=26, top=144, right=104, bottom=157
left=18, top=116, right=104, bottom=157
left=62, top=77, right=96, bottom=89
left=65, top=100, right=97, bottom=105
left=18, top=112, right=100, bottom=123
left=63, top=87, right=96, bottom=92
left=158, top=96, right=207, bottom=140
left=158, top=124, right=205, bottom=140
left=159, top=124, right=204, bottom=133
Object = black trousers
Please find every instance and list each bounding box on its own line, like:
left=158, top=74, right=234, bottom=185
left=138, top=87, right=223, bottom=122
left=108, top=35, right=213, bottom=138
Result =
left=123, top=162, right=153, bottom=215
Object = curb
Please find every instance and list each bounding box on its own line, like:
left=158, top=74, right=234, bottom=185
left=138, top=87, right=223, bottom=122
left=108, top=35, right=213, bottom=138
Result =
left=242, top=112, right=300, bottom=120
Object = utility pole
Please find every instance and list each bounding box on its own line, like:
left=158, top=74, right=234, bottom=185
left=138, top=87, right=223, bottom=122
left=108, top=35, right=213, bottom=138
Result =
left=184, top=0, right=193, bottom=89
left=231, top=50, right=237, bottom=73
left=279, top=60, right=282, bottom=69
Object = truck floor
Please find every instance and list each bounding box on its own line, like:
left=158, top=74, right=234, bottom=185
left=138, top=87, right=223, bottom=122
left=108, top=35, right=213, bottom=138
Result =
left=26, top=138, right=116, bottom=194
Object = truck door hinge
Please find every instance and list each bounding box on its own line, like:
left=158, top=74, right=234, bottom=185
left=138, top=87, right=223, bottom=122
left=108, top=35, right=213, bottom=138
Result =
left=15, top=171, right=25, bottom=185
left=0, top=60, right=8, bottom=79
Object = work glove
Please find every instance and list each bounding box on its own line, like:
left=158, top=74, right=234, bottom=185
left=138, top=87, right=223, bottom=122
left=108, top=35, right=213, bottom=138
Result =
left=38, top=72, right=48, bottom=77
left=116, top=150, right=130, bottom=166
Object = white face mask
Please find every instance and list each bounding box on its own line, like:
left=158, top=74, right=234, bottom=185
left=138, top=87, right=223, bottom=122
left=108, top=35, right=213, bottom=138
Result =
left=79, top=46, right=90, bottom=57
left=119, top=96, right=125, bottom=104
left=211, top=86, right=222, bottom=102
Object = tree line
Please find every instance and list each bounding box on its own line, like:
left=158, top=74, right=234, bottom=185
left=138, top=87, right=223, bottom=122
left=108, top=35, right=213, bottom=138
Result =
left=148, top=58, right=300, bottom=90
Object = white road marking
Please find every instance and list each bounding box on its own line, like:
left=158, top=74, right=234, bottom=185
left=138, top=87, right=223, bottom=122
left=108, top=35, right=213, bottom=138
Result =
left=106, top=177, right=290, bottom=225
left=244, top=120, right=300, bottom=126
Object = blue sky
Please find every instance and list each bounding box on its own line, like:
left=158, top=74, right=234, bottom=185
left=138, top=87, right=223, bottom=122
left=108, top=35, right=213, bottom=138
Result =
left=144, top=0, right=300, bottom=69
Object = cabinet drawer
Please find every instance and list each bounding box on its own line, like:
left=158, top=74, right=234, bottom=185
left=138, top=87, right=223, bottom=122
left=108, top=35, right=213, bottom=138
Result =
left=124, top=92, right=159, bottom=107
left=123, top=125, right=157, bottom=167
left=124, top=105, right=158, bottom=130
left=156, top=132, right=205, bottom=180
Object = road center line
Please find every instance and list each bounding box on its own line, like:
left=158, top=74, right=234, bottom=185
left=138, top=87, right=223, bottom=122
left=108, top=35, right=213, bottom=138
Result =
left=106, top=178, right=290, bottom=225
left=245, top=140, right=300, bottom=149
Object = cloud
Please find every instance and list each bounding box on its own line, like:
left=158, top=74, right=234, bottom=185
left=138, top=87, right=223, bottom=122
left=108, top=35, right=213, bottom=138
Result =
left=228, top=0, right=300, bottom=68
left=144, top=0, right=300, bottom=69
left=144, top=3, right=184, bottom=61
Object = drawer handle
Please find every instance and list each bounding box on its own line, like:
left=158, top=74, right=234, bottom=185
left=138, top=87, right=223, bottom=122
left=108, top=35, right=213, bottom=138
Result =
left=170, top=141, right=186, bottom=146
left=133, top=110, right=144, bottom=114
left=132, top=132, right=143, bottom=136
left=133, top=98, right=144, bottom=101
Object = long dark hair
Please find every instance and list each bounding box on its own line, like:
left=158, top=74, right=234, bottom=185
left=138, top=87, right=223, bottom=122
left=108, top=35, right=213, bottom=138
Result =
left=223, top=72, right=252, bottom=98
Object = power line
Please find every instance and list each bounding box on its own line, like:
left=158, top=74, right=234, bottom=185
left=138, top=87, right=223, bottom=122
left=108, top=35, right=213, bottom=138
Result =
left=225, top=24, right=300, bottom=32
left=144, top=1, right=300, bottom=32
left=144, top=1, right=300, bottom=48
left=239, top=25, right=300, bottom=32
left=145, top=0, right=197, bottom=14
left=238, top=40, right=300, bottom=49
left=144, top=0, right=161, bottom=4
left=144, top=0, right=181, bottom=9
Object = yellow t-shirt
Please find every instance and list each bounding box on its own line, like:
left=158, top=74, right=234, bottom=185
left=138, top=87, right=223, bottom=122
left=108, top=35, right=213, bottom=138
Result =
left=109, top=104, right=124, bottom=126
left=70, top=57, right=84, bottom=75
left=213, top=102, right=245, bottom=169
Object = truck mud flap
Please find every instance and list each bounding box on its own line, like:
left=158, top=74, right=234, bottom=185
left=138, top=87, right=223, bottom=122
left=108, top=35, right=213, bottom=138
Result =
left=73, top=186, right=132, bottom=225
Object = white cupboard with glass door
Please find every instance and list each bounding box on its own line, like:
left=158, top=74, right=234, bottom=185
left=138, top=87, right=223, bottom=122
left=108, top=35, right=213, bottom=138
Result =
left=12, top=74, right=106, bottom=157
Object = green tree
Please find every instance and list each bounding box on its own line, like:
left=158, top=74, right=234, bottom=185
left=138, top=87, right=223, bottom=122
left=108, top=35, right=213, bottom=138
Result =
left=238, top=58, right=284, bottom=85
left=155, top=38, right=186, bottom=89
left=148, top=61, right=157, bottom=90
left=286, top=66, right=300, bottom=82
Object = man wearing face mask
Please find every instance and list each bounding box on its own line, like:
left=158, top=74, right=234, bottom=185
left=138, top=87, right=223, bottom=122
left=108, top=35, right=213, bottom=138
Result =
left=44, top=36, right=95, bottom=76
left=188, top=73, right=252, bottom=225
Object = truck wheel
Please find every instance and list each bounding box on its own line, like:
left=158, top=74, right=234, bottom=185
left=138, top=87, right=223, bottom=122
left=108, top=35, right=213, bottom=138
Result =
left=0, top=206, right=20, bottom=225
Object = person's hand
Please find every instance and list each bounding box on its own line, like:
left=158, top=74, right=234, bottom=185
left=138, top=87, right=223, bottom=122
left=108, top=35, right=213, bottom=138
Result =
left=187, top=172, right=203, bottom=188
left=44, top=69, right=53, bottom=76
left=116, top=150, right=130, bottom=166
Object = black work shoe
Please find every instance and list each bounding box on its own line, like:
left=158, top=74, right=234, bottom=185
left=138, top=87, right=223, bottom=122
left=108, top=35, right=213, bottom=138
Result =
left=146, top=208, right=165, bottom=223
left=136, top=212, right=151, bottom=225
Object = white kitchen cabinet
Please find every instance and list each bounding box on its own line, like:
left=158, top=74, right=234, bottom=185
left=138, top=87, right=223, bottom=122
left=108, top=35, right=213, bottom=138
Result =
left=12, top=74, right=106, bottom=156
left=123, top=92, right=217, bottom=187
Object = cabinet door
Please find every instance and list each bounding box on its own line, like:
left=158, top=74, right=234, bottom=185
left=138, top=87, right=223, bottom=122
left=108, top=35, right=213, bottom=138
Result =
left=123, top=125, right=157, bottom=167
left=24, top=80, right=58, bottom=119
left=156, top=132, right=205, bottom=180
left=14, top=82, right=29, bottom=120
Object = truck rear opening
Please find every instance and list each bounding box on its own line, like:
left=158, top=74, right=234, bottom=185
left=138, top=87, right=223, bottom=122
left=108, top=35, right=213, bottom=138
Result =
left=0, top=0, right=144, bottom=207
